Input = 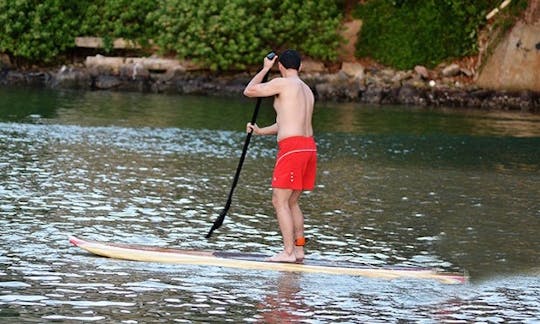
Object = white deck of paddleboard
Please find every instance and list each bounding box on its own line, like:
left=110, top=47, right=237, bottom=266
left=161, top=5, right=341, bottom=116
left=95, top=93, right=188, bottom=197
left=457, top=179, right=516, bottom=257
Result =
left=69, top=236, right=466, bottom=284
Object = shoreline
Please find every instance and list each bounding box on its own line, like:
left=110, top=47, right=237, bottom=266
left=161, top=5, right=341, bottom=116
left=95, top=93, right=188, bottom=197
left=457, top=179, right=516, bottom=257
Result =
left=1, top=62, right=538, bottom=114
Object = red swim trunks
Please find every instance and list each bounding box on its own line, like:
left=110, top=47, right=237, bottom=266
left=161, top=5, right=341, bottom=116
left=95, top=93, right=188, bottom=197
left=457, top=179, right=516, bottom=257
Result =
left=272, top=136, right=317, bottom=191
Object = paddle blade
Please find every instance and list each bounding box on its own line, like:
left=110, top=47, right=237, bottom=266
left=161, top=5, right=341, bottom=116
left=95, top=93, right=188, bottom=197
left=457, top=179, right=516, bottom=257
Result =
left=205, top=206, right=228, bottom=238
left=205, top=220, right=221, bottom=239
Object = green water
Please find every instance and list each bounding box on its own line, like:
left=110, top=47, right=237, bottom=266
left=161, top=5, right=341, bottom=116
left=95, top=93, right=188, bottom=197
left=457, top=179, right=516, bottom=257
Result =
left=0, top=86, right=539, bottom=322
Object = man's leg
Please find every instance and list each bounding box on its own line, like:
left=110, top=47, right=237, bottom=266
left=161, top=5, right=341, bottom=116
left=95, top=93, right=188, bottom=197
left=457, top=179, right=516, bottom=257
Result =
left=289, top=190, right=305, bottom=260
left=268, top=187, right=296, bottom=262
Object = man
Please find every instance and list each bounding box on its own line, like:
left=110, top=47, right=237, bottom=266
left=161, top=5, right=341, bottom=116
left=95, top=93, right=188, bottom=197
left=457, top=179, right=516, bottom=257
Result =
left=243, top=50, right=317, bottom=263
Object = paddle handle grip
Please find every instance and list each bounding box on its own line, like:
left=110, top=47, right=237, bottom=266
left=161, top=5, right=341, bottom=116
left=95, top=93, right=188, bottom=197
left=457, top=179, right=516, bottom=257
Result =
left=248, top=52, right=274, bottom=126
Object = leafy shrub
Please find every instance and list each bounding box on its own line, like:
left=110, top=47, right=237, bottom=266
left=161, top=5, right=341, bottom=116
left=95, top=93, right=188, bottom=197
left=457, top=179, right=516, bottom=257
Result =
left=0, top=0, right=342, bottom=69
left=79, top=0, right=158, bottom=52
left=151, top=0, right=263, bottom=71
left=0, top=0, right=83, bottom=62
left=153, top=0, right=343, bottom=70
left=354, top=0, right=499, bottom=69
left=257, top=0, right=343, bottom=61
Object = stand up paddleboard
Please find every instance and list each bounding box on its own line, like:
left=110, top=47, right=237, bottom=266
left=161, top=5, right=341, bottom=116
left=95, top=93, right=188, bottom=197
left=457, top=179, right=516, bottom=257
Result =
left=69, top=236, right=466, bottom=284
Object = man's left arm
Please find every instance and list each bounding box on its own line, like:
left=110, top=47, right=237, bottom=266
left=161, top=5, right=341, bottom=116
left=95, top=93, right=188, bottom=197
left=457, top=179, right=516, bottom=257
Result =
left=247, top=122, right=278, bottom=135
left=244, top=78, right=282, bottom=98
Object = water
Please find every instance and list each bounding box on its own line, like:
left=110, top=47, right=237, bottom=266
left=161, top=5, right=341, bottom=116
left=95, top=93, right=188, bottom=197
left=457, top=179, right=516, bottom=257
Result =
left=0, top=87, right=539, bottom=322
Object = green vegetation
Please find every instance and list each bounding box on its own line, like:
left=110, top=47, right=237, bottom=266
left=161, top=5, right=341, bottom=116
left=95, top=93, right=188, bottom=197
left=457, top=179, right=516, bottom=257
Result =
left=152, top=0, right=342, bottom=70
left=0, top=0, right=529, bottom=70
left=0, top=0, right=342, bottom=70
left=354, top=0, right=526, bottom=70
left=79, top=0, right=158, bottom=52
left=0, top=0, right=83, bottom=63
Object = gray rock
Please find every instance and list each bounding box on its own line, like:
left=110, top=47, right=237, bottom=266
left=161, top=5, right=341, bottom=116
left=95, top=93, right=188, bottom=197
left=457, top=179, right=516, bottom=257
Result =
left=398, top=84, right=422, bottom=105
left=361, top=86, right=383, bottom=104
left=50, top=66, right=91, bottom=89
left=442, top=64, right=461, bottom=77
left=414, top=65, right=429, bottom=79
left=95, top=75, right=122, bottom=89
left=341, top=62, right=364, bottom=79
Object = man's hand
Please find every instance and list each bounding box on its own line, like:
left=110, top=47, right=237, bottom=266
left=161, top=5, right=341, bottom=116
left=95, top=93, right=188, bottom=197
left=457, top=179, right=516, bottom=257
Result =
left=246, top=122, right=260, bottom=134
left=246, top=122, right=278, bottom=136
left=264, top=53, right=277, bottom=71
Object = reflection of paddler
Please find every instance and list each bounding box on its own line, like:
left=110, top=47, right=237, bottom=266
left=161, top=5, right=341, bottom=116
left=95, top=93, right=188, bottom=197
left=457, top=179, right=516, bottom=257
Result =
left=257, top=272, right=310, bottom=323
left=244, top=49, right=316, bottom=263
left=433, top=297, right=466, bottom=323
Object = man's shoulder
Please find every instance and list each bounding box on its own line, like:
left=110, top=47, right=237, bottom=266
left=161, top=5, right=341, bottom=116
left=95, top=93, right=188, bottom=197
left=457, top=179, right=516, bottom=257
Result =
left=267, top=77, right=292, bottom=93
left=271, top=76, right=305, bottom=87
left=269, top=76, right=287, bottom=83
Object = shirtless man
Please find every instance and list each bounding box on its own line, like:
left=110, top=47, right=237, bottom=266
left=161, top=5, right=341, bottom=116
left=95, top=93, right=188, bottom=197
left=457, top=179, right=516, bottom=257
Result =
left=243, top=50, right=317, bottom=263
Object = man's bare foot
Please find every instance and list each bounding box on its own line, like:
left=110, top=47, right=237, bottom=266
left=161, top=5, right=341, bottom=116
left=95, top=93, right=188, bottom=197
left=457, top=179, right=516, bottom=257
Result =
left=294, top=247, right=304, bottom=262
left=266, top=250, right=297, bottom=263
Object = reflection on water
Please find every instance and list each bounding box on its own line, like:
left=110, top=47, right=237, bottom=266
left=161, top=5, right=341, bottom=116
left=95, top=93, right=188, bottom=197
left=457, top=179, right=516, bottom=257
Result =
left=0, top=88, right=539, bottom=322
left=316, top=101, right=540, bottom=137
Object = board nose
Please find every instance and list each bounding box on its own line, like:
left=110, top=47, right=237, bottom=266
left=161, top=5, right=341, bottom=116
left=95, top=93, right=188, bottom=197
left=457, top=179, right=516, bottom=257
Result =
left=69, top=236, right=83, bottom=246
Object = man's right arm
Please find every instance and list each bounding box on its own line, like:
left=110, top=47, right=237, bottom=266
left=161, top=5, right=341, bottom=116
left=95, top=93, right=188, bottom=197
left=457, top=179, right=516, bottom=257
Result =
left=243, top=55, right=279, bottom=98
left=243, top=67, right=271, bottom=97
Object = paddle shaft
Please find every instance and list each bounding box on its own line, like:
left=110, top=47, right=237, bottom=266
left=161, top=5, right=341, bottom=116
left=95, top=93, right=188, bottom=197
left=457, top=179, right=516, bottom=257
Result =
left=206, top=70, right=270, bottom=238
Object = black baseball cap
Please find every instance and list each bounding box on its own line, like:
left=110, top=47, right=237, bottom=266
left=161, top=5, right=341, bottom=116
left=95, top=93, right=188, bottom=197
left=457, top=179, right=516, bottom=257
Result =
left=279, top=49, right=301, bottom=70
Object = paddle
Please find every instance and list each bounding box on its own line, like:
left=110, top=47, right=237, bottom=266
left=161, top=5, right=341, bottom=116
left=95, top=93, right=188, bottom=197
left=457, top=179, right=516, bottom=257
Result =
left=206, top=52, right=276, bottom=239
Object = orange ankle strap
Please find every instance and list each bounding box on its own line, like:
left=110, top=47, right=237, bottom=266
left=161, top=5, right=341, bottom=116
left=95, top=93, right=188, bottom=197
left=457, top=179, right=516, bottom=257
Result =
left=295, top=237, right=307, bottom=246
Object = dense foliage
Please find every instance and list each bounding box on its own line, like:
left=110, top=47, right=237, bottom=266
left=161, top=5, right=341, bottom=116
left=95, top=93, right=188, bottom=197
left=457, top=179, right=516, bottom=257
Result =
left=0, top=0, right=83, bottom=63
left=79, top=0, right=158, bottom=52
left=0, top=0, right=342, bottom=69
left=151, top=0, right=263, bottom=70
left=354, top=0, right=517, bottom=69
left=152, top=0, right=342, bottom=70
left=0, top=0, right=529, bottom=70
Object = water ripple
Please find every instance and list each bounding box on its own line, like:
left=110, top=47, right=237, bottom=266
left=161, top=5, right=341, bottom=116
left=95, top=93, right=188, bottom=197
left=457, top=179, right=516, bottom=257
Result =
left=1, top=113, right=539, bottom=322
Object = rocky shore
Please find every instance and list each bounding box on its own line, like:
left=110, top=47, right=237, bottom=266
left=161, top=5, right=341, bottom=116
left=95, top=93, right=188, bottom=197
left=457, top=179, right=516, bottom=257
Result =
left=1, top=56, right=538, bottom=113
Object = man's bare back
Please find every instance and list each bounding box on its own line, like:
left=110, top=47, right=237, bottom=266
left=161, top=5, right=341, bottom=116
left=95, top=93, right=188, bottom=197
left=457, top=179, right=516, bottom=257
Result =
left=243, top=54, right=314, bottom=140
left=273, top=76, right=314, bottom=141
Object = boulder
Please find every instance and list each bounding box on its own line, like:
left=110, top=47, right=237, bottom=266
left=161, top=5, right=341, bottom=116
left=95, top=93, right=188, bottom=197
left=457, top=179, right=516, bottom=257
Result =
left=361, top=86, right=383, bottom=104
left=119, top=63, right=150, bottom=80
left=51, top=66, right=91, bottom=89
left=476, top=19, right=540, bottom=91
left=414, top=65, right=429, bottom=79
left=25, top=72, right=50, bottom=86
left=441, top=64, right=461, bottom=77
left=4, top=71, right=27, bottom=86
left=341, top=62, right=364, bottom=80
left=125, top=57, right=183, bottom=72
left=397, top=84, right=422, bottom=105
left=0, top=53, right=11, bottom=68
left=95, top=75, right=122, bottom=89
left=86, top=55, right=124, bottom=75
